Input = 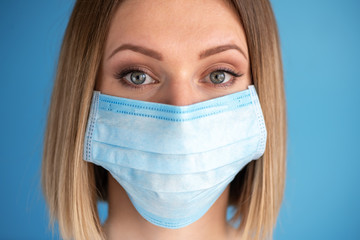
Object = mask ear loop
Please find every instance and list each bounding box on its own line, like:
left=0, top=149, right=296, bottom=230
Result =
left=248, top=85, right=267, bottom=159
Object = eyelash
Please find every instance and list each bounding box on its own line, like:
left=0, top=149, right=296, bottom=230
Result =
left=113, top=66, right=243, bottom=89
left=113, top=66, right=157, bottom=90
left=207, top=68, right=243, bottom=89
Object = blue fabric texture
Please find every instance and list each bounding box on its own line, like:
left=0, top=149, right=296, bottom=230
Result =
left=83, top=85, right=267, bottom=229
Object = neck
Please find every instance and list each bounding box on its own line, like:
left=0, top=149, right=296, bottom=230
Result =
left=104, top=173, right=235, bottom=240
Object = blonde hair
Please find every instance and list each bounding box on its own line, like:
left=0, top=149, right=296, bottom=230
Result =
left=42, top=0, right=286, bottom=239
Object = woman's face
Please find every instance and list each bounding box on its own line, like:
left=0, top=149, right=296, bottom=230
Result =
left=97, top=0, right=250, bottom=105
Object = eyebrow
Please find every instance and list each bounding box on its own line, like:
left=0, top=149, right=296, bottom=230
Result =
left=107, top=43, right=247, bottom=61
left=199, top=44, right=247, bottom=60
left=108, top=44, right=163, bottom=60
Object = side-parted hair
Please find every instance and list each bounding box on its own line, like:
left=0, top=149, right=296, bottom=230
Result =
left=42, top=0, right=286, bottom=239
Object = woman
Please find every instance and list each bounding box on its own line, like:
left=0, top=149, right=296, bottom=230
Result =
left=42, top=0, right=286, bottom=239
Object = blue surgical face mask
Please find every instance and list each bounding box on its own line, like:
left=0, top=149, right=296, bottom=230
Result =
left=83, top=85, right=267, bottom=229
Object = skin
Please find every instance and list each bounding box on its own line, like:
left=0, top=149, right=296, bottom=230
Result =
left=97, top=0, right=251, bottom=239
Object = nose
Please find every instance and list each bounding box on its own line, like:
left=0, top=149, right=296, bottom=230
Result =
left=159, top=79, right=200, bottom=106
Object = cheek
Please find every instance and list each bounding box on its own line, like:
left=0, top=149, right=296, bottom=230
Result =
left=244, top=70, right=252, bottom=85
left=95, top=64, right=119, bottom=95
left=95, top=67, right=106, bottom=92
left=241, top=64, right=252, bottom=86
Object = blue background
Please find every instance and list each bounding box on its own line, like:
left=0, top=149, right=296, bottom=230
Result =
left=0, top=0, right=359, bottom=239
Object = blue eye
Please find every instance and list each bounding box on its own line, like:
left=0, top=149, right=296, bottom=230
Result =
left=210, top=71, right=227, bottom=84
left=115, top=68, right=156, bottom=87
left=124, top=71, right=155, bottom=85
left=127, top=71, right=147, bottom=85
left=208, top=69, right=243, bottom=85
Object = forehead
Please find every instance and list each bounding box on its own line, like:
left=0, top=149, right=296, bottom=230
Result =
left=105, top=0, right=248, bottom=59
